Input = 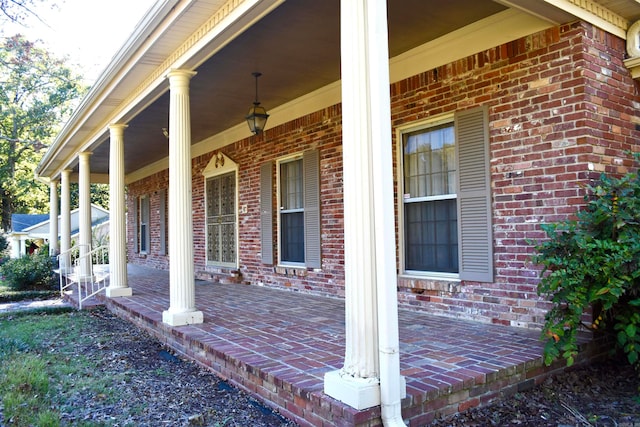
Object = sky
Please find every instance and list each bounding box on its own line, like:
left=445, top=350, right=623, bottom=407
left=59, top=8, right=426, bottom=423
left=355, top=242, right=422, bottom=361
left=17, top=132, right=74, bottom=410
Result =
left=3, top=0, right=157, bottom=83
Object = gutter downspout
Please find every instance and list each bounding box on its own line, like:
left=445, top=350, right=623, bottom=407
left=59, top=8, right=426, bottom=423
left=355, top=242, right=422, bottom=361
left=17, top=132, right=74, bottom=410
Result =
left=373, top=142, right=406, bottom=427
left=375, top=251, right=405, bottom=426
left=367, top=0, right=406, bottom=423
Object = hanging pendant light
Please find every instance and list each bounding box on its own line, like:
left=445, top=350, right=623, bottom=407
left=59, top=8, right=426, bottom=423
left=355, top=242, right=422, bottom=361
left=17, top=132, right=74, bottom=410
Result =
left=245, top=72, right=269, bottom=135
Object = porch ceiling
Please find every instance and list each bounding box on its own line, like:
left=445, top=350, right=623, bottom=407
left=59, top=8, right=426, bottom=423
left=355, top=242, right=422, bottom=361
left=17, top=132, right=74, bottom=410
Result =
left=87, top=0, right=509, bottom=178
left=38, top=0, right=640, bottom=179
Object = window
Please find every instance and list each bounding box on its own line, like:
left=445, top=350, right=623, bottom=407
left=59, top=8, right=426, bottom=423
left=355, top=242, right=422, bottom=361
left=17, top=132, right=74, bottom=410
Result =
left=158, top=189, right=167, bottom=256
left=205, top=172, right=236, bottom=266
left=280, top=159, right=305, bottom=263
left=139, top=195, right=150, bottom=253
left=403, top=122, right=458, bottom=273
left=400, top=107, right=494, bottom=282
left=260, top=150, right=320, bottom=268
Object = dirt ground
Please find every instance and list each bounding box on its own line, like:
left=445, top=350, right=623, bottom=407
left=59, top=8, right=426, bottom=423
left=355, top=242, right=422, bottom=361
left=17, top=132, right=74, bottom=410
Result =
left=10, top=306, right=640, bottom=426
left=429, top=360, right=640, bottom=426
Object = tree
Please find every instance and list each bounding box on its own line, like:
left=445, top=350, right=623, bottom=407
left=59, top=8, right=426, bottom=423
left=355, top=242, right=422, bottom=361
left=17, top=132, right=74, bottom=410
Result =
left=69, top=183, right=110, bottom=211
left=0, top=35, right=85, bottom=231
left=0, top=0, right=49, bottom=24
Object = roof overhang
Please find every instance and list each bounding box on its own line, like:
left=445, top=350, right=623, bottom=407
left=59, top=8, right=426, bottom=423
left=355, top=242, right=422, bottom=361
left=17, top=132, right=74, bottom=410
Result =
left=35, top=0, right=640, bottom=182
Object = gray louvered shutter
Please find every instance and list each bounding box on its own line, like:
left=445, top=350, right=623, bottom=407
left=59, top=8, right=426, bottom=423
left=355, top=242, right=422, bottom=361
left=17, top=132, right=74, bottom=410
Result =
left=158, top=189, right=167, bottom=256
left=132, top=197, right=139, bottom=253
left=303, top=149, right=321, bottom=269
left=455, top=106, right=493, bottom=282
left=260, top=161, right=274, bottom=265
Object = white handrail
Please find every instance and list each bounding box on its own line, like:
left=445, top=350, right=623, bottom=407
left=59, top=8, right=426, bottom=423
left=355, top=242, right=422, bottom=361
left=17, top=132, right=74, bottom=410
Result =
left=57, top=244, right=89, bottom=297
left=75, top=244, right=109, bottom=309
left=56, top=244, right=110, bottom=309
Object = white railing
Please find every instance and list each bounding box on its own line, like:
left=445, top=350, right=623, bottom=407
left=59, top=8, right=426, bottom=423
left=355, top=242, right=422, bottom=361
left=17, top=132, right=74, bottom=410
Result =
left=57, top=245, right=85, bottom=297
left=57, top=244, right=110, bottom=309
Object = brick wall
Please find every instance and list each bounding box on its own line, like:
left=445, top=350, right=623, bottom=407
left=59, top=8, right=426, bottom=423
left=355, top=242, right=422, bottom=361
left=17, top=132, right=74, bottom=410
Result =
left=128, top=106, right=346, bottom=297
left=392, top=22, right=640, bottom=327
left=127, top=169, right=169, bottom=270
left=127, top=21, right=640, bottom=328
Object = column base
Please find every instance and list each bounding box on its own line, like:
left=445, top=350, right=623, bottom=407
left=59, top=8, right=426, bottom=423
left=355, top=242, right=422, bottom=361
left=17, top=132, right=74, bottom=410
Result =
left=105, top=286, right=132, bottom=298
left=162, top=309, right=203, bottom=326
left=324, top=370, right=381, bottom=410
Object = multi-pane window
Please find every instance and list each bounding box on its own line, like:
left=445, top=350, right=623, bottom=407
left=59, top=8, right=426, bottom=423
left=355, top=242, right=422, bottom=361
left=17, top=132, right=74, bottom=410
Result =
left=139, top=195, right=150, bottom=253
left=403, top=122, right=458, bottom=273
left=280, top=158, right=304, bottom=263
left=206, top=172, right=236, bottom=266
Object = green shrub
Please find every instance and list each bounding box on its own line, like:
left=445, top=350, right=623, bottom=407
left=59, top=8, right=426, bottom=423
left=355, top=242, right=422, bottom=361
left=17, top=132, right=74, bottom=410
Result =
left=533, top=153, right=640, bottom=368
left=0, top=252, right=57, bottom=291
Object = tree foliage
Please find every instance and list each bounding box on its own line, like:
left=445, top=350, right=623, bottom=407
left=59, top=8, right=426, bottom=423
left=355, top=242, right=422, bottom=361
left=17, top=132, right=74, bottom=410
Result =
left=69, top=183, right=110, bottom=211
left=0, top=34, right=85, bottom=231
left=533, top=153, right=640, bottom=368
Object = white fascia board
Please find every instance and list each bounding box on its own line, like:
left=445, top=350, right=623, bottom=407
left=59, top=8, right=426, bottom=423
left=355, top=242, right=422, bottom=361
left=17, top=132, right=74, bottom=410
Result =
left=36, top=0, right=181, bottom=179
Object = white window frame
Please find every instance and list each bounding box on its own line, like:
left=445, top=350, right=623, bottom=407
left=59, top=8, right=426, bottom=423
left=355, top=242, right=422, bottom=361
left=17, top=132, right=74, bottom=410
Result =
left=397, top=114, right=460, bottom=280
left=202, top=153, right=239, bottom=268
left=276, top=154, right=305, bottom=267
left=139, top=195, right=150, bottom=254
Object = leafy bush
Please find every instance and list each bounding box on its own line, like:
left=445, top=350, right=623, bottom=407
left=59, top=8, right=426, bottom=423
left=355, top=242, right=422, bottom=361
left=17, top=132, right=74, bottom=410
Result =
left=0, top=251, right=57, bottom=291
left=533, top=153, right=640, bottom=368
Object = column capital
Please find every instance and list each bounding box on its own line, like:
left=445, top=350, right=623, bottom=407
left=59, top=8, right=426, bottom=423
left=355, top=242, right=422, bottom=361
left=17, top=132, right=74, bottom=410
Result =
left=166, top=69, right=197, bottom=85
left=108, top=123, right=129, bottom=133
left=79, top=151, right=93, bottom=158
left=167, top=68, right=197, bottom=78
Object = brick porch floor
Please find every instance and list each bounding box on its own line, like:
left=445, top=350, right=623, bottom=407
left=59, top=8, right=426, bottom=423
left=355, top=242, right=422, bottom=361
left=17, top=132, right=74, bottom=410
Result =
left=66, top=264, right=602, bottom=426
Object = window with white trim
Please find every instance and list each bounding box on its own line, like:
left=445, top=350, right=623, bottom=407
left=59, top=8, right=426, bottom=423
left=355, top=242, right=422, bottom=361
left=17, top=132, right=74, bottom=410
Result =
left=260, top=150, right=321, bottom=268
left=403, top=122, right=458, bottom=273
left=139, top=195, right=150, bottom=253
left=279, top=157, right=305, bottom=264
left=400, top=106, right=494, bottom=282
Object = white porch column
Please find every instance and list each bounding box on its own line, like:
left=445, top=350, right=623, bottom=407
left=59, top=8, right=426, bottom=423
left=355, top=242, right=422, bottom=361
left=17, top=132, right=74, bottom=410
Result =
left=78, top=152, right=93, bottom=279
left=60, top=169, right=72, bottom=272
left=49, top=179, right=59, bottom=256
left=324, top=0, right=404, bottom=416
left=10, top=235, right=21, bottom=258
left=162, top=69, right=203, bottom=326
left=106, top=124, right=132, bottom=297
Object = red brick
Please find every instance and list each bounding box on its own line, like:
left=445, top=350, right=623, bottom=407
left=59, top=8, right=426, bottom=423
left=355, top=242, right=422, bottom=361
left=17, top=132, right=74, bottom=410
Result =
left=127, top=20, right=640, bottom=331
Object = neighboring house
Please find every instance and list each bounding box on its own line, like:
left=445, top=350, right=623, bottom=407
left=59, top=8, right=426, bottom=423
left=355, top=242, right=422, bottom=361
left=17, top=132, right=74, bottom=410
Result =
left=8, top=214, right=49, bottom=258
left=34, top=0, right=640, bottom=418
left=7, top=205, right=109, bottom=258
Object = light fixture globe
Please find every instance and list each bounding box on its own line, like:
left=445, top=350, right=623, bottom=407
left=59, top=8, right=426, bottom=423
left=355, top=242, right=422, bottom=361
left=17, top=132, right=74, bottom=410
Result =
left=246, top=103, right=269, bottom=134
left=246, top=72, right=269, bottom=134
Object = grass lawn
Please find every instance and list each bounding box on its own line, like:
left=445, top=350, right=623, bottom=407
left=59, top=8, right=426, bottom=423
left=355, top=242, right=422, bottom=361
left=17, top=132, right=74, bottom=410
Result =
left=0, top=308, right=126, bottom=427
